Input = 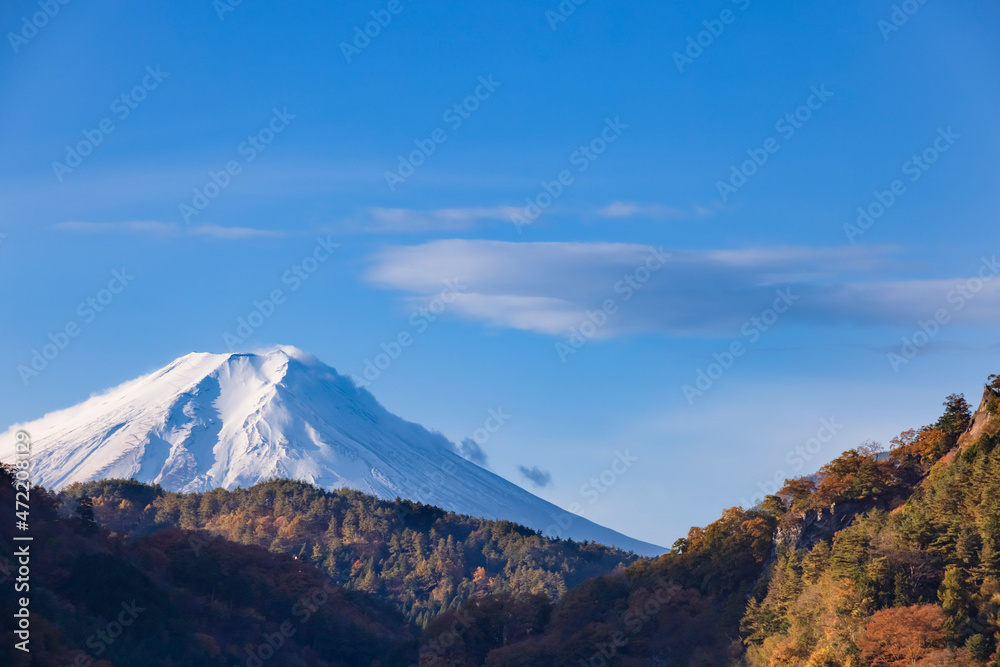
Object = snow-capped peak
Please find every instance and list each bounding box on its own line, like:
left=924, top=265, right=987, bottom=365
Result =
left=2, top=347, right=665, bottom=556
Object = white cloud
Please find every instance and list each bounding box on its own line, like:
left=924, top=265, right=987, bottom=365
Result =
left=54, top=221, right=175, bottom=234
left=189, top=224, right=283, bottom=239
left=343, top=202, right=719, bottom=234
left=54, top=221, right=283, bottom=239
left=368, top=239, right=660, bottom=293
left=596, top=201, right=723, bottom=220
left=367, top=240, right=1000, bottom=337
left=597, top=202, right=688, bottom=219
left=351, top=206, right=522, bottom=233
left=407, top=293, right=583, bottom=336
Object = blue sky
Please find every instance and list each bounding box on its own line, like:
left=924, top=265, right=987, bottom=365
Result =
left=1, top=0, right=998, bottom=548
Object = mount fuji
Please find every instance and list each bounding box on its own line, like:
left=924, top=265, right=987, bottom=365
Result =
left=3, top=346, right=664, bottom=556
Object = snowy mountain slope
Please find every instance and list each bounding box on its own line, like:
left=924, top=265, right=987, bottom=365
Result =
left=2, top=346, right=664, bottom=556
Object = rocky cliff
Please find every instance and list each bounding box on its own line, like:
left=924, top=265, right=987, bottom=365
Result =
left=773, top=382, right=999, bottom=557
left=774, top=497, right=892, bottom=555
left=957, top=383, right=1000, bottom=449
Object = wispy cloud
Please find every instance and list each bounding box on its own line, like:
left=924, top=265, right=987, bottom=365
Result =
left=54, top=221, right=176, bottom=234
left=346, top=202, right=721, bottom=233
left=189, top=224, right=283, bottom=239
left=596, top=201, right=722, bottom=220
left=453, top=438, right=490, bottom=468
left=53, top=221, right=283, bottom=239
left=366, top=240, right=1000, bottom=337
left=517, top=465, right=553, bottom=488
left=345, top=206, right=522, bottom=233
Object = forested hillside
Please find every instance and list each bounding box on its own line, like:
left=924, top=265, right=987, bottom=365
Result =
left=741, top=376, right=1000, bottom=666
left=5, top=373, right=998, bottom=665
left=413, top=375, right=1000, bottom=665
left=62, top=476, right=637, bottom=627
left=0, top=465, right=416, bottom=666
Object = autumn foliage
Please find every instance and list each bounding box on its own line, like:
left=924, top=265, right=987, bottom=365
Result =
left=859, top=605, right=947, bottom=666
left=742, top=381, right=1000, bottom=667
left=3, top=376, right=998, bottom=665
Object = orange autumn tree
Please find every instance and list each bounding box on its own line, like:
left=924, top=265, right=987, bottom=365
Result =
left=858, top=604, right=947, bottom=667
left=778, top=477, right=817, bottom=510
left=891, top=427, right=951, bottom=468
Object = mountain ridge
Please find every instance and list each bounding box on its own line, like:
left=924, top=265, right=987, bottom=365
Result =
left=2, top=346, right=664, bottom=556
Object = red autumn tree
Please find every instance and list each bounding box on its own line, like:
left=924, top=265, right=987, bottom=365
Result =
left=858, top=604, right=947, bottom=667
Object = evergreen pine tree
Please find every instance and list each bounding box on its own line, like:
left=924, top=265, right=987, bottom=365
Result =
left=76, top=494, right=97, bottom=533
